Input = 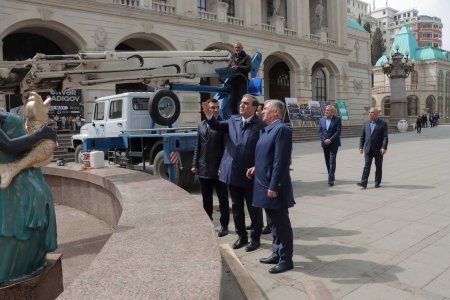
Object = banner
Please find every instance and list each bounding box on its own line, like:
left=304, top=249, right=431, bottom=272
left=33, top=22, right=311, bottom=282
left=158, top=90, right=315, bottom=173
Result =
left=41, top=89, right=84, bottom=117
left=285, top=98, right=301, bottom=120
left=336, top=100, right=349, bottom=120
left=309, top=100, right=322, bottom=120
left=297, top=98, right=311, bottom=120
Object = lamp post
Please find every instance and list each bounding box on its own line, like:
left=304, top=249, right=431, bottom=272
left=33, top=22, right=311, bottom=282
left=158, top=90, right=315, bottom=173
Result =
left=382, top=44, right=415, bottom=131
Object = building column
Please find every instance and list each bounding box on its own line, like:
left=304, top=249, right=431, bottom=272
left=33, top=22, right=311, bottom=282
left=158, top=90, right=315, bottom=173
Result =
left=0, top=41, right=5, bottom=110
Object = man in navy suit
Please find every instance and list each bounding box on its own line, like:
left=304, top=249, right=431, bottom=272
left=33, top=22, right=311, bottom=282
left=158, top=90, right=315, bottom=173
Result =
left=247, top=99, right=294, bottom=274
left=318, top=105, right=341, bottom=186
left=202, top=94, right=265, bottom=252
left=357, top=107, right=388, bottom=189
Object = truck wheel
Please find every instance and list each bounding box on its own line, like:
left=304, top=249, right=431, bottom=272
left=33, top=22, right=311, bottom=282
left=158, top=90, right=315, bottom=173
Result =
left=75, top=145, right=84, bottom=164
left=148, top=90, right=180, bottom=126
left=153, top=151, right=194, bottom=188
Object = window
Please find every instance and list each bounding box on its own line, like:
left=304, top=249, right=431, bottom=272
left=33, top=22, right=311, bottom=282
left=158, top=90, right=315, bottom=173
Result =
left=132, top=98, right=150, bottom=110
left=407, top=95, right=418, bottom=116
left=411, top=71, right=418, bottom=85
left=221, top=0, right=234, bottom=16
left=312, top=69, right=326, bottom=102
left=94, top=102, right=105, bottom=120
left=383, top=97, right=390, bottom=116
left=109, top=100, right=123, bottom=119
left=197, top=0, right=206, bottom=11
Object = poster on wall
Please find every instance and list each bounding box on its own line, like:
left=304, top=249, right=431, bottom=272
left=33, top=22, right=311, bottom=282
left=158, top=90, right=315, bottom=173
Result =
left=336, top=100, right=349, bottom=120
left=309, top=100, right=322, bottom=120
left=41, top=89, right=84, bottom=117
left=285, top=98, right=301, bottom=120
left=297, top=98, right=311, bottom=120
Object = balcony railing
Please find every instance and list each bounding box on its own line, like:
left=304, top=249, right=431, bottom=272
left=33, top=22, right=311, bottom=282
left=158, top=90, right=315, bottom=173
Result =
left=284, top=28, right=297, bottom=37
left=198, top=10, right=217, bottom=22
left=227, top=16, right=244, bottom=26
left=261, top=23, right=275, bottom=33
left=373, top=84, right=437, bottom=94
left=152, top=1, right=175, bottom=14
left=310, top=34, right=321, bottom=42
left=113, top=0, right=141, bottom=8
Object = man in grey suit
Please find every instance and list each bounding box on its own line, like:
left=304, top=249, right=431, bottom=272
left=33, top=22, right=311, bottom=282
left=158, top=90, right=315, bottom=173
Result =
left=318, top=105, right=341, bottom=186
left=357, top=107, right=388, bottom=189
left=246, top=99, right=294, bottom=274
left=202, top=94, right=265, bottom=252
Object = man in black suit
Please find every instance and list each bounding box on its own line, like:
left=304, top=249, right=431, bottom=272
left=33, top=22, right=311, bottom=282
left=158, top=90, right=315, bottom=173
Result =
left=357, top=107, right=388, bottom=189
left=202, top=94, right=265, bottom=252
left=317, top=105, right=341, bottom=186
left=191, top=99, right=229, bottom=237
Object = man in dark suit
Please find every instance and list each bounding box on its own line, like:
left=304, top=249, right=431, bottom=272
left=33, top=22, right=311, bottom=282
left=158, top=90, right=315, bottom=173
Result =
left=191, top=99, right=229, bottom=237
left=228, top=42, right=251, bottom=115
left=357, top=107, right=388, bottom=189
left=247, top=99, right=294, bottom=274
left=317, top=105, right=341, bottom=186
left=202, top=94, right=265, bottom=252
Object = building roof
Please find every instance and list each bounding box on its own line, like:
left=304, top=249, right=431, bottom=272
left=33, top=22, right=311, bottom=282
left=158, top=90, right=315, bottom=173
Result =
left=346, top=17, right=367, bottom=32
left=375, top=24, right=449, bottom=66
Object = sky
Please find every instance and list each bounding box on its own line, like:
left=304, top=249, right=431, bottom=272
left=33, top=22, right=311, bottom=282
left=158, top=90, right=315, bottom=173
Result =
left=372, top=0, right=450, bottom=50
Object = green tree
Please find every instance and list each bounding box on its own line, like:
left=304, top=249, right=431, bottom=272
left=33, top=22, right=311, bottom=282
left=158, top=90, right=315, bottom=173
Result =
left=371, top=27, right=386, bottom=65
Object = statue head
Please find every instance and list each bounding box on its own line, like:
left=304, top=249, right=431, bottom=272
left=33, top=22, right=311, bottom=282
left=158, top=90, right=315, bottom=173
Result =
left=25, top=92, right=51, bottom=122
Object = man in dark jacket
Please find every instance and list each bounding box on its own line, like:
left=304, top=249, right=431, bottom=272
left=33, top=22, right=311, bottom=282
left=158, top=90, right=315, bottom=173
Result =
left=228, top=42, right=251, bottom=116
left=317, top=105, right=341, bottom=186
left=357, top=107, right=388, bottom=189
left=202, top=94, right=265, bottom=252
left=247, top=99, right=294, bottom=274
left=191, top=99, right=229, bottom=237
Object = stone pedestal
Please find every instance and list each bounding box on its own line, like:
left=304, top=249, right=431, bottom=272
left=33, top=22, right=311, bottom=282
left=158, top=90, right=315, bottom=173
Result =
left=212, top=1, right=228, bottom=23
left=269, top=15, right=285, bottom=34
left=0, top=254, right=64, bottom=300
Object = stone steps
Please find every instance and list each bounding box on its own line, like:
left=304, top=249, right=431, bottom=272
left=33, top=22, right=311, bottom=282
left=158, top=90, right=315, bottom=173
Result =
left=54, top=133, right=75, bottom=162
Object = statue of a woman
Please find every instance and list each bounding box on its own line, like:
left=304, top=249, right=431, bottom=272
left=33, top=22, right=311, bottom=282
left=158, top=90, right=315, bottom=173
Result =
left=315, top=0, right=325, bottom=28
left=0, top=111, right=57, bottom=282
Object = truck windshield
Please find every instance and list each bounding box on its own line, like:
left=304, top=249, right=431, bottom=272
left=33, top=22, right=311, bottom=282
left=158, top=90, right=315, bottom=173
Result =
left=132, top=98, right=150, bottom=110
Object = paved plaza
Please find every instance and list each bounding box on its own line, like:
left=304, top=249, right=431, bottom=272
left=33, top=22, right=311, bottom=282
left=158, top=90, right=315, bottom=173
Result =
left=199, top=124, right=450, bottom=299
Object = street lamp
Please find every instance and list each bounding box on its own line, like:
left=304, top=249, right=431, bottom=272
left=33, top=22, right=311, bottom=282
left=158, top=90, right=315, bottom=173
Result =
left=381, top=45, right=415, bottom=132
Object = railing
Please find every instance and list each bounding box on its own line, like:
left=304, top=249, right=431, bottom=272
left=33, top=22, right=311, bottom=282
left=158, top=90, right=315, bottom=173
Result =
left=113, top=0, right=141, bottom=8
left=261, top=23, right=275, bottom=33
left=373, top=84, right=437, bottom=94
left=152, top=1, right=175, bottom=14
left=198, top=10, right=217, bottom=21
left=227, top=16, right=244, bottom=27
left=327, top=38, right=337, bottom=46
left=284, top=28, right=297, bottom=37
left=310, top=34, right=321, bottom=42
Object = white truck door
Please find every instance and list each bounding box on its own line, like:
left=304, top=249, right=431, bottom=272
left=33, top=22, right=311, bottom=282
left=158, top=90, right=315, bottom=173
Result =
left=105, top=98, right=126, bottom=137
left=92, top=101, right=107, bottom=137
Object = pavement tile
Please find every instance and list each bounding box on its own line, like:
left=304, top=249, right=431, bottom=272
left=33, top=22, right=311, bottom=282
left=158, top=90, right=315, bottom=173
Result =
left=341, top=282, right=430, bottom=300
left=423, top=268, right=450, bottom=298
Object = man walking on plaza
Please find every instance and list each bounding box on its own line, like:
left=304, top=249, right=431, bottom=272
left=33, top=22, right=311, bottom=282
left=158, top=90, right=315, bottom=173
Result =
left=191, top=99, right=229, bottom=237
left=357, top=107, right=388, bottom=189
left=317, top=105, right=341, bottom=186
left=202, top=94, right=265, bottom=252
left=247, top=100, right=294, bottom=274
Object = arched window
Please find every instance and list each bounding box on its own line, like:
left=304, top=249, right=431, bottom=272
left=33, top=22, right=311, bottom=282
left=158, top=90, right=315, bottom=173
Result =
left=312, top=69, right=327, bottom=102
left=407, top=95, right=419, bottom=116
left=382, top=96, right=390, bottom=116
left=426, top=95, right=435, bottom=114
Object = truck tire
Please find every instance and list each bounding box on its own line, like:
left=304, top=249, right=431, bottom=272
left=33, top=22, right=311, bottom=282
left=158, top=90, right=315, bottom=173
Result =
left=75, top=144, right=84, bottom=164
left=153, top=151, right=194, bottom=189
left=148, top=90, right=180, bottom=126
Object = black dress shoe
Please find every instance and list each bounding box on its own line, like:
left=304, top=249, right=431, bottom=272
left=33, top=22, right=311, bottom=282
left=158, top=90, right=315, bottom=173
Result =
left=218, top=227, right=228, bottom=237
left=375, top=183, right=381, bottom=188
left=260, top=254, right=279, bottom=264
left=328, top=181, right=334, bottom=187
left=232, top=237, right=248, bottom=249
left=269, top=262, right=294, bottom=274
left=245, top=225, right=253, bottom=230
left=262, top=226, right=272, bottom=234
left=245, top=239, right=260, bottom=252
left=356, top=182, right=367, bottom=189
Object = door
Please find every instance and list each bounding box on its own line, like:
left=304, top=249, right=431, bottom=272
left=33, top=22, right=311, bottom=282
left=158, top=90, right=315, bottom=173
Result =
left=93, top=101, right=107, bottom=137
left=269, top=61, right=291, bottom=122
left=105, top=98, right=125, bottom=137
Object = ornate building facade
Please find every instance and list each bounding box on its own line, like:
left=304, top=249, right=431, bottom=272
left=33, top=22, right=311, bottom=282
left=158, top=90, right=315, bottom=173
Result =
left=372, top=25, right=450, bottom=121
left=0, top=0, right=371, bottom=125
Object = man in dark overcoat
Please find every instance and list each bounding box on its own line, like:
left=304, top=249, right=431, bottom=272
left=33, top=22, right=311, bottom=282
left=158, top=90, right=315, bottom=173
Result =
left=246, top=99, right=294, bottom=274
left=202, top=94, right=265, bottom=252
